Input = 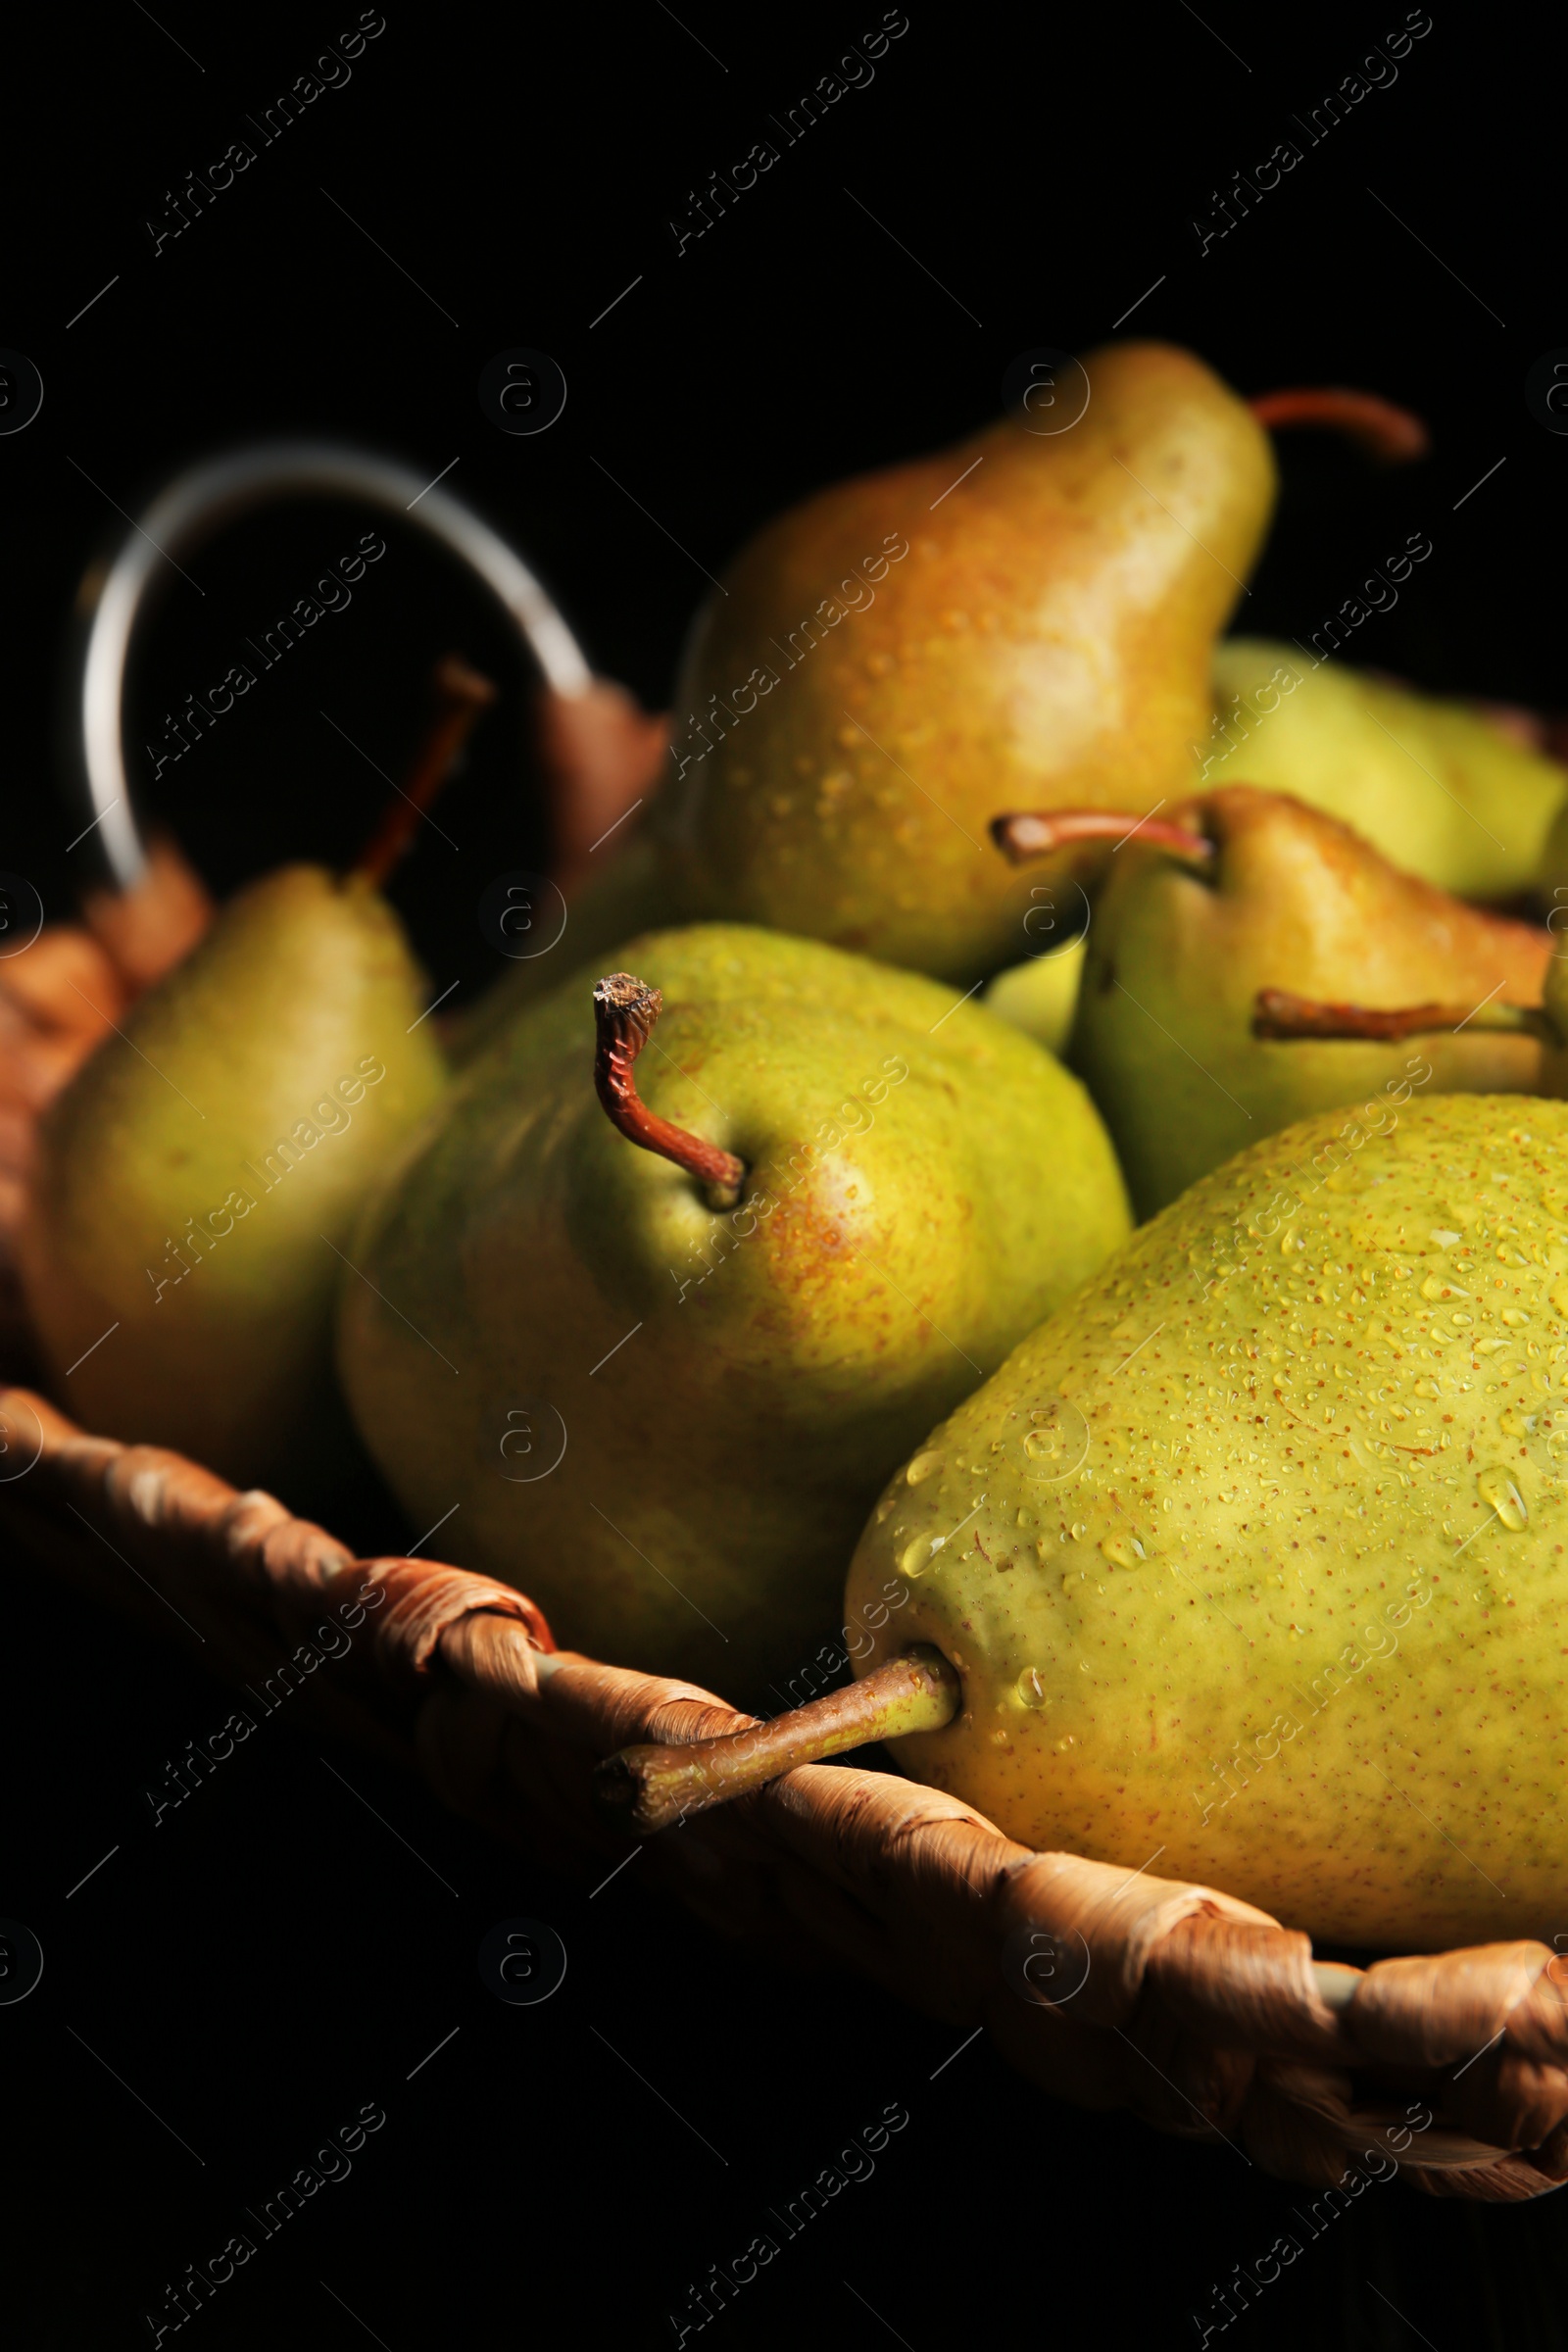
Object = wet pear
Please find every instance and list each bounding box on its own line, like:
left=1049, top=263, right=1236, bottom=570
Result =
left=834, top=1094, right=1568, bottom=1949
left=19, top=866, right=448, bottom=1484
left=660, top=343, right=1279, bottom=985
left=1018, top=787, right=1552, bottom=1217
left=1207, top=640, right=1568, bottom=899
left=336, top=924, right=1130, bottom=1699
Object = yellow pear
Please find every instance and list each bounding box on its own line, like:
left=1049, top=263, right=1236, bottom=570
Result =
left=1206, top=640, right=1568, bottom=899
left=659, top=342, right=1278, bottom=984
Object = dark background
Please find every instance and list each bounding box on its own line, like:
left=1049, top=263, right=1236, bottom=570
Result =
left=4, top=4, right=1566, bottom=2345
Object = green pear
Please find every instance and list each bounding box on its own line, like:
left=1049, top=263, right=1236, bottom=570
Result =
left=1051, top=786, right=1551, bottom=1218
left=1207, top=640, right=1568, bottom=899
left=657, top=343, right=1276, bottom=986
left=835, top=1093, right=1568, bottom=1949
left=336, top=923, right=1131, bottom=1699
left=19, top=867, right=447, bottom=1484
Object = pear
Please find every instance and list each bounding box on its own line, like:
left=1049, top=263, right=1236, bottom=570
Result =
left=18, top=866, right=448, bottom=1484
left=658, top=342, right=1278, bottom=986
left=605, top=1095, right=1568, bottom=1951
left=1207, top=640, right=1568, bottom=899
left=335, top=923, right=1130, bottom=1698
left=846, top=1092, right=1568, bottom=1949
left=1003, top=787, right=1551, bottom=1218
left=658, top=361, right=1429, bottom=987
left=15, top=662, right=493, bottom=1482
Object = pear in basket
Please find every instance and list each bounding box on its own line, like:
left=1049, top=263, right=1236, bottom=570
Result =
left=16, top=666, right=492, bottom=1484
left=658, top=359, right=1426, bottom=987
left=335, top=925, right=1130, bottom=1701
left=602, top=1093, right=1568, bottom=1950
left=993, top=787, right=1553, bottom=1218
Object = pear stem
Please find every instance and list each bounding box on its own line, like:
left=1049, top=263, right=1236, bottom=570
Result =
left=1251, top=987, right=1552, bottom=1044
left=593, top=1645, right=961, bottom=1836
left=1249, top=387, right=1430, bottom=465
left=354, top=656, right=499, bottom=890
left=593, top=972, right=747, bottom=1207
left=991, top=808, right=1213, bottom=867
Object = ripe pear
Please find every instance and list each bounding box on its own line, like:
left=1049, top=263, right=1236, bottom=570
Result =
left=19, top=867, right=447, bottom=1484
left=658, top=343, right=1277, bottom=986
left=1207, top=640, right=1568, bottom=899
left=336, top=923, right=1130, bottom=1698
left=1045, top=786, right=1550, bottom=1217
left=833, top=1094, right=1568, bottom=1950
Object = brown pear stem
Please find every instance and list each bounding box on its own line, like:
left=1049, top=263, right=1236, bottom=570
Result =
left=354, top=656, right=499, bottom=889
left=1252, top=987, right=1551, bottom=1044
left=1249, top=387, right=1430, bottom=465
left=593, top=1645, right=961, bottom=1836
left=992, top=808, right=1213, bottom=866
left=593, top=972, right=746, bottom=1206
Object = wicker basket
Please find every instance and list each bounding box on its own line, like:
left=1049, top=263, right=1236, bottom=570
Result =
left=6, top=1383, right=1568, bottom=2207
left=13, top=482, right=1568, bottom=2209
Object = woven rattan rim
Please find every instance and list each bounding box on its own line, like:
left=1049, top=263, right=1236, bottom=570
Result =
left=5, top=1382, right=1568, bottom=2204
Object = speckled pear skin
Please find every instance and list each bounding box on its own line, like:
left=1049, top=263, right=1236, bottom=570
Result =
left=336, top=923, right=1131, bottom=1703
left=845, top=1094, right=1568, bottom=1950
left=1070, top=786, right=1554, bottom=1218
left=1208, top=640, right=1568, bottom=899
left=18, top=866, right=448, bottom=1485
left=660, top=344, right=1275, bottom=987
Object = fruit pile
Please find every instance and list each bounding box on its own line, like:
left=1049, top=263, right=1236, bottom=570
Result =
left=14, top=342, right=1568, bottom=1956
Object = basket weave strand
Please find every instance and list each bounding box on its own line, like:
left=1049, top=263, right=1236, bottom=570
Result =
left=5, top=1383, right=1568, bottom=2203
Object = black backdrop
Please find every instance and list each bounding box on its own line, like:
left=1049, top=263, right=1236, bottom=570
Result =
left=5, top=5, right=1568, bottom=2346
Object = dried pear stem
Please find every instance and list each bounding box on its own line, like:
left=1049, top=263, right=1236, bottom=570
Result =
left=991, top=808, right=1214, bottom=866
left=1251, top=988, right=1552, bottom=1044
left=355, top=656, right=498, bottom=889
left=593, top=972, right=746, bottom=1206
left=593, top=1645, right=961, bottom=1836
left=1249, top=387, right=1430, bottom=465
